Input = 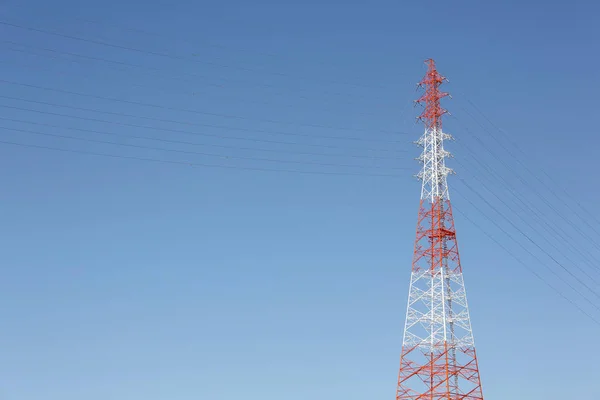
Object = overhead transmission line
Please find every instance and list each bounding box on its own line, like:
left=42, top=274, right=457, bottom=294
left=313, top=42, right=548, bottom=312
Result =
left=2, top=120, right=598, bottom=320
left=449, top=112, right=600, bottom=274
left=0, top=41, right=398, bottom=114
left=453, top=182, right=600, bottom=313
left=462, top=97, right=600, bottom=237
left=455, top=103, right=600, bottom=255
left=452, top=204, right=600, bottom=326
left=0, top=78, right=405, bottom=136
left=0, top=98, right=406, bottom=157
left=2, top=101, right=599, bottom=322
left=0, top=13, right=596, bottom=322
left=452, top=133, right=600, bottom=277
left=447, top=113, right=600, bottom=312
left=455, top=169, right=600, bottom=296
left=11, top=13, right=593, bottom=251
left=3, top=83, right=596, bottom=304
left=437, top=93, right=600, bottom=321
left=453, top=157, right=600, bottom=283
left=0, top=108, right=405, bottom=163
left=6, top=4, right=375, bottom=76
left=445, top=102, right=600, bottom=270
left=446, top=116, right=600, bottom=306
left=0, top=20, right=386, bottom=95
left=0, top=120, right=408, bottom=171
left=0, top=137, right=399, bottom=178
left=0, top=91, right=405, bottom=147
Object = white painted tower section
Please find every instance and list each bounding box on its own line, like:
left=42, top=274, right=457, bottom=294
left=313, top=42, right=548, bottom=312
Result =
left=416, top=126, right=454, bottom=202
left=401, top=125, right=476, bottom=353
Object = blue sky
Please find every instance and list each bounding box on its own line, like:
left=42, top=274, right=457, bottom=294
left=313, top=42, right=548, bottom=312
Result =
left=0, top=0, right=598, bottom=399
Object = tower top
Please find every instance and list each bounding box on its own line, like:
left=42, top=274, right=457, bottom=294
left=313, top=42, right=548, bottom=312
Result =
left=414, top=59, right=454, bottom=202
left=416, top=59, right=449, bottom=131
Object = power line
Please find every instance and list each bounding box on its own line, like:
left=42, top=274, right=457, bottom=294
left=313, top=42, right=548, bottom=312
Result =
left=3, top=17, right=595, bottom=324
left=449, top=113, right=600, bottom=274
left=449, top=117, right=600, bottom=275
left=0, top=19, right=384, bottom=93
left=6, top=4, right=375, bottom=80
left=3, top=126, right=596, bottom=325
left=453, top=183, right=600, bottom=315
left=0, top=136, right=400, bottom=178
left=446, top=98, right=600, bottom=324
left=454, top=157, right=599, bottom=283
left=0, top=99, right=406, bottom=157
left=456, top=103, right=600, bottom=255
left=0, top=41, right=397, bottom=114
left=453, top=137, right=600, bottom=277
left=0, top=113, right=406, bottom=165
left=3, top=98, right=596, bottom=325
left=453, top=204, right=600, bottom=326
left=463, top=96, right=600, bottom=235
left=0, top=78, right=405, bottom=136
left=0, top=87, right=404, bottom=146
left=455, top=179, right=600, bottom=306
left=0, top=121, right=407, bottom=171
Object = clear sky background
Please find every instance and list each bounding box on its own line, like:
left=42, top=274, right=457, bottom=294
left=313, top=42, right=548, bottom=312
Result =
left=0, top=0, right=598, bottom=399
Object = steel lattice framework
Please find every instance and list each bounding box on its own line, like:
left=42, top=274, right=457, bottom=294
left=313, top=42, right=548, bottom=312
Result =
left=395, top=59, right=484, bottom=400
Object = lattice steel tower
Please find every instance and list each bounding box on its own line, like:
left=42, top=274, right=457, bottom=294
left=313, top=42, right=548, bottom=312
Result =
left=395, top=59, right=484, bottom=399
